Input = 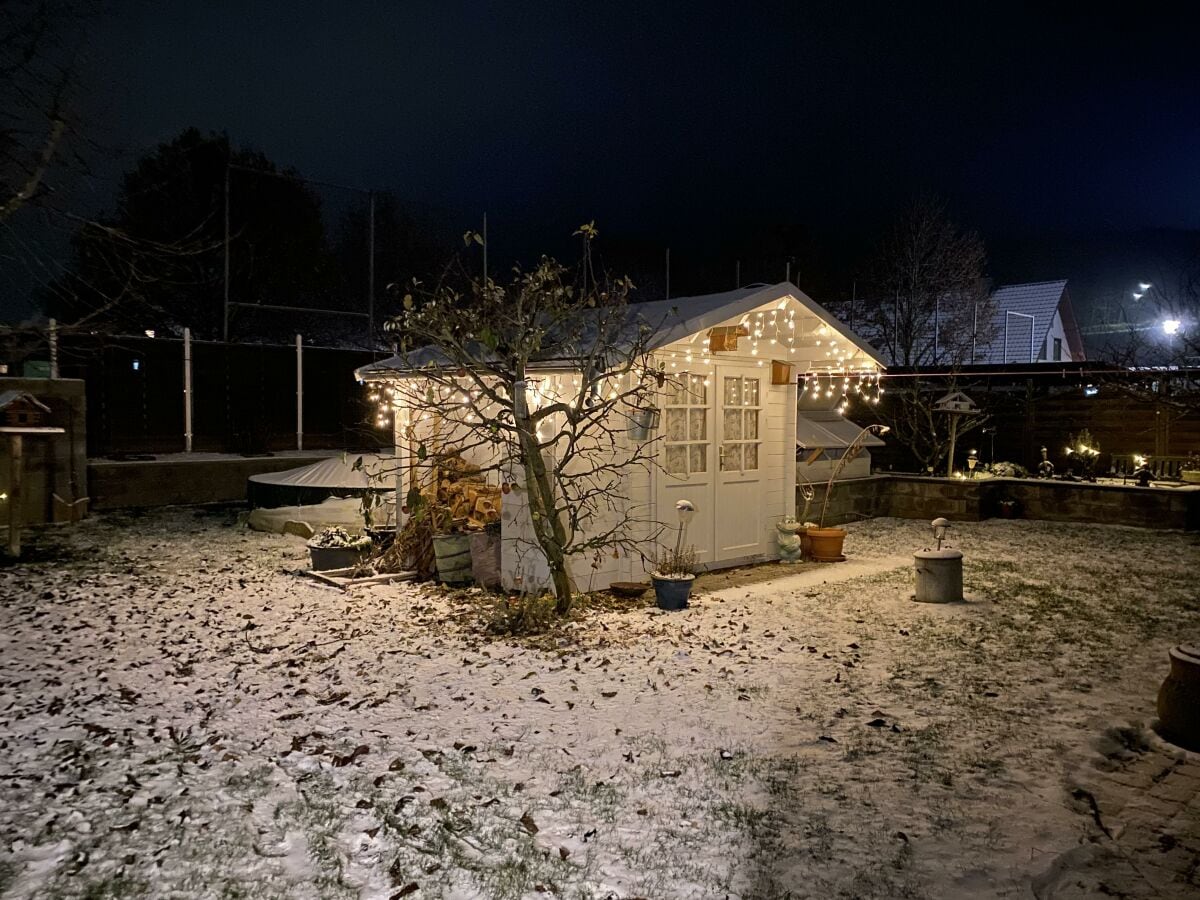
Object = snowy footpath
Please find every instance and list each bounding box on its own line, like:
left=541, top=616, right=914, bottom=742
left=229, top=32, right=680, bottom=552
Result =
left=0, top=509, right=1197, bottom=899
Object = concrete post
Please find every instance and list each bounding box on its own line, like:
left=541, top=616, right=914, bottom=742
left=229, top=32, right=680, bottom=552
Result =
left=183, top=328, right=193, bottom=452
left=296, top=334, right=303, bottom=451
left=7, top=434, right=22, bottom=557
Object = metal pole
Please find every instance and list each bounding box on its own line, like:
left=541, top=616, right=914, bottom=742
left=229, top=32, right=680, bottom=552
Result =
left=183, top=327, right=193, bottom=452
left=785, top=261, right=791, bottom=285
left=367, top=191, right=376, bottom=351
left=222, top=161, right=231, bottom=342
left=971, top=301, right=977, bottom=363
left=1030, top=316, right=1035, bottom=364
left=1004, top=318, right=1008, bottom=363
left=7, top=435, right=22, bottom=558
left=934, top=296, right=940, bottom=363
left=48, top=318, right=58, bottom=378
left=296, top=334, right=303, bottom=451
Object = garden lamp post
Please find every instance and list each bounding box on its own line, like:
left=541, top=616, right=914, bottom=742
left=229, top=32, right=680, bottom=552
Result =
left=967, top=449, right=978, bottom=478
left=674, top=499, right=696, bottom=556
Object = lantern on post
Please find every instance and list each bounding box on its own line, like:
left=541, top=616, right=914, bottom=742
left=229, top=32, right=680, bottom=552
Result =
left=674, top=499, right=696, bottom=556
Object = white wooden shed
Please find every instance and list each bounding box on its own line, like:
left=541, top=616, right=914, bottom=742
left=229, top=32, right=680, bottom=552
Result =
left=356, top=282, right=885, bottom=592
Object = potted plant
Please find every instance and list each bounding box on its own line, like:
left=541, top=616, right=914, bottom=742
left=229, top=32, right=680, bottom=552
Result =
left=809, top=424, right=890, bottom=562
left=307, top=526, right=372, bottom=571
left=996, top=497, right=1021, bottom=519
left=651, top=546, right=697, bottom=610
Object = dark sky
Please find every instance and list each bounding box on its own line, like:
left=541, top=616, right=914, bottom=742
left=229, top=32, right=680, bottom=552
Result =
left=8, top=2, right=1200, bottom=319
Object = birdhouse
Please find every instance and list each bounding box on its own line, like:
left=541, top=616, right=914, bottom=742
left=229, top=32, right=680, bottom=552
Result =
left=707, top=324, right=750, bottom=352
left=933, top=390, right=978, bottom=414
left=0, top=391, right=51, bottom=428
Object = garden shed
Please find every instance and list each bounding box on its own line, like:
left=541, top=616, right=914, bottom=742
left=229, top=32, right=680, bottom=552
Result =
left=356, top=282, right=886, bottom=591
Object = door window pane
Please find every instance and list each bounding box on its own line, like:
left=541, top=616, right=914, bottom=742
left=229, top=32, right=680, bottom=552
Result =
left=666, top=445, right=687, bottom=475
left=744, top=379, right=759, bottom=406
left=666, top=408, right=687, bottom=441
left=690, top=444, right=707, bottom=474
left=721, top=444, right=742, bottom=472
left=723, top=409, right=742, bottom=440
left=689, top=375, right=707, bottom=404
left=668, top=377, right=687, bottom=405
left=745, top=443, right=759, bottom=471
left=689, top=409, right=707, bottom=440
left=744, top=410, right=758, bottom=439
left=723, top=377, right=741, bottom=407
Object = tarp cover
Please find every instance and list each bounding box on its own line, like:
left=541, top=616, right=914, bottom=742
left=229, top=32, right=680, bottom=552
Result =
left=247, top=453, right=396, bottom=509
left=246, top=497, right=368, bottom=534
left=250, top=453, right=395, bottom=490
left=796, top=411, right=885, bottom=450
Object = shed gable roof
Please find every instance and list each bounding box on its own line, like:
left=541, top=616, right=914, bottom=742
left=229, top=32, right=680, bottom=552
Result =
left=356, top=282, right=886, bottom=381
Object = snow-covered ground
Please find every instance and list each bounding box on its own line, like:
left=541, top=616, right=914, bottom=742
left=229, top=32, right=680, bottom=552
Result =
left=0, top=509, right=1196, bottom=899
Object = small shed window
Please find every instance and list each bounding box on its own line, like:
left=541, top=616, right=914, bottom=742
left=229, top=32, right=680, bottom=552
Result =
left=1053, top=338, right=1062, bottom=361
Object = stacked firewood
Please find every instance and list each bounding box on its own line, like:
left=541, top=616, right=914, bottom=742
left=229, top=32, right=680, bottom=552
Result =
left=434, top=454, right=502, bottom=530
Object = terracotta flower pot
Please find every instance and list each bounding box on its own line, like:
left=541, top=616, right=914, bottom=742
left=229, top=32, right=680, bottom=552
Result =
left=806, top=527, right=847, bottom=562
left=1157, top=644, right=1200, bottom=752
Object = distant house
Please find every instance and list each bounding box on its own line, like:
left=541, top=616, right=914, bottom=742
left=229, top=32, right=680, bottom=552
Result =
left=975, top=280, right=1085, bottom=365
left=865, top=279, right=1086, bottom=368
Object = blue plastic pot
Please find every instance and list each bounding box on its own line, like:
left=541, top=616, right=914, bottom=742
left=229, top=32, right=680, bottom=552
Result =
left=652, top=575, right=694, bottom=610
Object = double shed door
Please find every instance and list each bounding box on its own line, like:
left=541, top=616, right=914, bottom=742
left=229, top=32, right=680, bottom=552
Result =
left=658, top=365, right=765, bottom=567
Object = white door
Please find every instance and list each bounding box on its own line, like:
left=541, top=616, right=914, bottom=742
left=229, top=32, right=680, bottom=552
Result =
left=715, top=368, right=765, bottom=559
left=657, top=372, right=715, bottom=567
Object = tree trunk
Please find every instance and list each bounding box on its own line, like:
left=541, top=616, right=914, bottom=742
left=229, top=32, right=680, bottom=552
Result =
left=514, top=420, right=574, bottom=614
left=946, top=415, right=959, bottom=478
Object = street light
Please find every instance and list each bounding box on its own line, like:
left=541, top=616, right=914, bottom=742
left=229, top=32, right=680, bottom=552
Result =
left=1163, top=319, right=1182, bottom=336
left=967, top=449, right=978, bottom=478
left=1138, top=282, right=1152, bottom=291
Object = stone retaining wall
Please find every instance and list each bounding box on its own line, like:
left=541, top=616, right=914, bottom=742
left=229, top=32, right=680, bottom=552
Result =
left=815, top=475, right=1198, bottom=530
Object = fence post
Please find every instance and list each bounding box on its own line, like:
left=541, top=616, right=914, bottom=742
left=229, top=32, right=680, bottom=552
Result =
left=183, top=328, right=193, bottom=452
left=48, top=319, right=58, bottom=378
left=296, top=334, right=303, bottom=451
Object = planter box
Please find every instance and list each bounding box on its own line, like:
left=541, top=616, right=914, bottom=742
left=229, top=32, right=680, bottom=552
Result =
left=308, top=544, right=368, bottom=571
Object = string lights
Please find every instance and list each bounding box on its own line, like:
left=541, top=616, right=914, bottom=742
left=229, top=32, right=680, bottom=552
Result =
left=364, top=303, right=885, bottom=429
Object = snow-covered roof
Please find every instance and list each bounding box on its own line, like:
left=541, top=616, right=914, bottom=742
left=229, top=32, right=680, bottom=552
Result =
left=356, top=282, right=886, bottom=381
left=796, top=410, right=885, bottom=450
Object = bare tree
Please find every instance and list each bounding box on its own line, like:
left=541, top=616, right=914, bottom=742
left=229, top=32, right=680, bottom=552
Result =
left=1093, top=244, right=1200, bottom=447
left=0, top=0, right=96, bottom=223
left=381, top=225, right=665, bottom=613
left=866, top=198, right=994, bottom=473
left=867, top=196, right=993, bottom=367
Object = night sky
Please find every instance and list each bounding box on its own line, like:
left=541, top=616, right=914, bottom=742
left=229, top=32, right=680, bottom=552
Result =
left=11, top=2, right=1200, bottom=318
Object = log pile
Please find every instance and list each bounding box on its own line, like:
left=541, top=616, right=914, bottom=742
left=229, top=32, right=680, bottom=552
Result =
left=434, top=453, right=502, bottom=530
